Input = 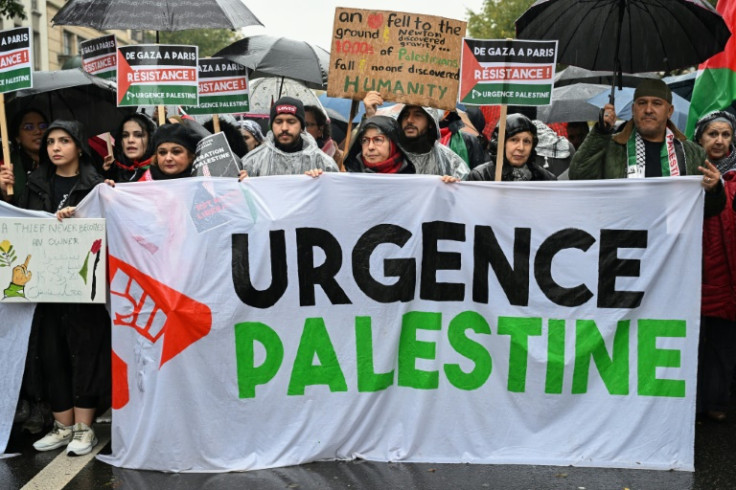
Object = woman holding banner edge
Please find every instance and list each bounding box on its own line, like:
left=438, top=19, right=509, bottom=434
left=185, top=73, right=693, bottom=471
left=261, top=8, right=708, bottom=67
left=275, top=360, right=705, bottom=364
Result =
left=17, top=119, right=111, bottom=457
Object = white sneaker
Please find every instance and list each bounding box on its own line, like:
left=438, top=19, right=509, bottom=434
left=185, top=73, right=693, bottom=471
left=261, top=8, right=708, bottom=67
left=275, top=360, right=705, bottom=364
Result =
left=66, top=422, right=98, bottom=456
left=33, top=420, right=72, bottom=451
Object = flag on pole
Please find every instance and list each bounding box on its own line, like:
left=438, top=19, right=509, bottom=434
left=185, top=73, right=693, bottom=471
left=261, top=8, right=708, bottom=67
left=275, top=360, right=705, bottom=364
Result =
left=686, top=0, right=736, bottom=138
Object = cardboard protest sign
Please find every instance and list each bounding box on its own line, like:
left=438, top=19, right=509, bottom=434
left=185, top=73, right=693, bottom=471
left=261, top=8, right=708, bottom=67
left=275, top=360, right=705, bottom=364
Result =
left=0, top=27, right=32, bottom=93
left=80, top=35, right=117, bottom=81
left=193, top=132, right=241, bottom=178
left=0, top=218, right=106, bottom=303
left=459, top=39, right=557, bottom=106
left=327, top=8, right=465, bottom=111
left=184, top=57, right=249, bottom=115
left=117, top=44, right=198, bottom=107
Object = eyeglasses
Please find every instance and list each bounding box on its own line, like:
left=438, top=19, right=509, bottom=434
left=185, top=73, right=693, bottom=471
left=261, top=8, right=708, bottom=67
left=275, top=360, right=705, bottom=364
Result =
left=21, top=122, right=49, bottom=132
left=360, top=135, right=387, bottom=146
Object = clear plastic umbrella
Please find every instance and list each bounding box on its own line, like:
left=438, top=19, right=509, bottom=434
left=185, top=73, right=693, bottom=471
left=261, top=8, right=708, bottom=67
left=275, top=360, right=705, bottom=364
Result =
left=247, top=77, right=322, bottom=116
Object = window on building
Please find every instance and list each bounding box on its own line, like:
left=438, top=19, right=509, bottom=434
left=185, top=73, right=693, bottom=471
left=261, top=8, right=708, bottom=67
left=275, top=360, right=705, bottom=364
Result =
left=33, top=31, right=40, bottom=70
left=63, top=31, right=75, bottom=55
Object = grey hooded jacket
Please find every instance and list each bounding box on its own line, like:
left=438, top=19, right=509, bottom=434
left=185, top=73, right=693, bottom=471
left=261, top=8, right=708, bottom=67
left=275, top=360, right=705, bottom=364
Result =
left=241, top=130, right=338, bottom=176
left=396, top=105, right=469, bottom=180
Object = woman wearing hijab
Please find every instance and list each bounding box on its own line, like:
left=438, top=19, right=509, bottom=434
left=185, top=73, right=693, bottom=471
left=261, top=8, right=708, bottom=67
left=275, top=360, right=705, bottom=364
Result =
left=240, top=120, right=264, bottom=154
left=694, top=110, right=736, bottom=422
left=103, top=113, right=157, bottom=182
left=17, top=120, right=111, bottom=456
left=467, top=113, right=556, bottom=182
left=344, top=116, right=415, bottom=174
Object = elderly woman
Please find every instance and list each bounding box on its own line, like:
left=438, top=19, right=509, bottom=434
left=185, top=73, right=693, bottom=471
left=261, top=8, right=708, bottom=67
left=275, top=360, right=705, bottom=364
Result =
left=467, top=113, right=556, bottom=181
left=344, top=116, right=415, bottom=174
left=694, top=110, right=736, bottom=422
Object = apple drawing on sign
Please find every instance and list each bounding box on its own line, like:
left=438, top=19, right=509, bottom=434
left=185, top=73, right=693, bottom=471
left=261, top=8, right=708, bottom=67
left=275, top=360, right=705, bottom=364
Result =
left=367, top=14, right=383, bottom=29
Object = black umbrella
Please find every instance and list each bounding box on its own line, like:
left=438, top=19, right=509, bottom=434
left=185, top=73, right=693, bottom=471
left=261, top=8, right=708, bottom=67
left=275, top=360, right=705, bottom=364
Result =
left=516, top=0, right=731, bottom=102
left=51, top=0, right=262, bottom=31
left=5, top=69, right=134, bottom=135
left=215, top=35, right=330, bottom=90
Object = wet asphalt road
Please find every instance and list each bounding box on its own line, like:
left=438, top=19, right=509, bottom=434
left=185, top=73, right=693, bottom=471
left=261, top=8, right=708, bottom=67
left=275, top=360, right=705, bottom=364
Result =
left=2, top=402, right=734, bottom=490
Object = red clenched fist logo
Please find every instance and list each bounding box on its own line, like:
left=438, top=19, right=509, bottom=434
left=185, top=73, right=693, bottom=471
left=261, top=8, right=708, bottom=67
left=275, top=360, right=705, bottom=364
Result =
left=109, top=256, right=212, bottom=409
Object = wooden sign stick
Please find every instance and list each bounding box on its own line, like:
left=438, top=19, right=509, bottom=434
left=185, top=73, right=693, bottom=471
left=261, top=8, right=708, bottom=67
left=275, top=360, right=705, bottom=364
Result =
left=494, top=105, right=508, bottom=182
left=0, top=92, right=13, bottom=196
left=341, top=100, right=359, bottom=173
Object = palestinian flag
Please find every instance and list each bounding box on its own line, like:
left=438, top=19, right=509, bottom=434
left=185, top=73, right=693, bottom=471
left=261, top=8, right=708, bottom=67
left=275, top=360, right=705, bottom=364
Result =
left=686, top=0, right=736, bottom=138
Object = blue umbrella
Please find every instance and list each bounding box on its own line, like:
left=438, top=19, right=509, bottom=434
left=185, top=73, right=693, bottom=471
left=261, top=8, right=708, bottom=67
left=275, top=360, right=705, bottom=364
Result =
left=588, top=88, right=691, bottom=131
left=318, top=93, right=401, bottom=123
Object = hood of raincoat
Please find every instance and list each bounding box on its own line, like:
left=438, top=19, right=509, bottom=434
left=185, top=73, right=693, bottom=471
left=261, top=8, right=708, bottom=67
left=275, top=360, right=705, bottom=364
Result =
left=39, top=120, right=93, bottom=168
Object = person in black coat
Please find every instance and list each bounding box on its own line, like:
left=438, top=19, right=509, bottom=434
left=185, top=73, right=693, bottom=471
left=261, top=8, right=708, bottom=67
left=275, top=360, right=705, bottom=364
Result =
left=102, top=113, right=157, bottom=183
left=468, top=113, right=557, bottom=182
left=18, top=120, right=111, bottom=457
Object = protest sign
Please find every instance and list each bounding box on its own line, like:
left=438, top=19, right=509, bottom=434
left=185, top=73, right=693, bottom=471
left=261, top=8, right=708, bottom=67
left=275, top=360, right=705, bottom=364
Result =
left=0, top=27, right=32, bottom=93
left=459, top=39, right=557, bottom=106
left=75, top=175, right=701, bottom=473
left=184, top=57, right=249, bottom=115
left=80, top=35, right=117, bottom=81
left=327, top=8, right=465, bottom=110
left=0, top=218, right=106, bottom=303
left=116, top=44, right=198, bottom=107
left=193, top=132, right=241, bottom=178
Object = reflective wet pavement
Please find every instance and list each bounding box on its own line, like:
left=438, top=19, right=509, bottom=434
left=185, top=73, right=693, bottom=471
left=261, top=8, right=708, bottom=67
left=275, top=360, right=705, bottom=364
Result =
left=2, top=403, right=734, bottom=490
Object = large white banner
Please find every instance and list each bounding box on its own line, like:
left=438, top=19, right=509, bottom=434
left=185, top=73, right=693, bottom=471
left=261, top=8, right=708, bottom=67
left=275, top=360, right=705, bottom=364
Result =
left=77, top=175, right=703, bottom=472
left=0, top=202, right=48, bottom=456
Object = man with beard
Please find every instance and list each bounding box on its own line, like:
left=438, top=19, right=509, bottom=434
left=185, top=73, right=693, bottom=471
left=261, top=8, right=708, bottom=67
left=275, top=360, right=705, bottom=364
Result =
left=363, top=91, right=468, bottom=179
left=241, top=97, right=338, bottom=176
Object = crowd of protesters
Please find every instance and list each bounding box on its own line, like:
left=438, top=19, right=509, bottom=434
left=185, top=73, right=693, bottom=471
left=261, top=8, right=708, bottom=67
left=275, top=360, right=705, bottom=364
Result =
left=0, top=75, right=734, bottom=458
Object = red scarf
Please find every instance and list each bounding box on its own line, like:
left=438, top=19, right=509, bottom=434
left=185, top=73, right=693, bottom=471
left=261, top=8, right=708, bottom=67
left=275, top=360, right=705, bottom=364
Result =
left=114, top=155, right=153, bottom=172
left=363, top=141, right=404, bottom=174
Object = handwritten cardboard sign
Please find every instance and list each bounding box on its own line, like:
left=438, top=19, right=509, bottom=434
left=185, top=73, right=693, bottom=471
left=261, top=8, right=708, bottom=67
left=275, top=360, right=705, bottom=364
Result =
left=0, top=218, right=106, bottom=303
left=327, top=8, right=465, bottom=111
left=184, top=57, right=249, bottom=115
left=80, top=34, right=117, bottom=81
left=459, top=38, right=557, bottom=106
left=116, top=44, right=198, bottom=107
left=193, top=132, right=241, bottom=178
left=0, top=27, right=32, bottom=93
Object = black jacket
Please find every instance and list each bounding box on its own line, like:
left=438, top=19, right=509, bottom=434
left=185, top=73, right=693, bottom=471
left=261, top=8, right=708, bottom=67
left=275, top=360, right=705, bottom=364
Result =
left=18, top=120, right=104, bottom=212
left=106, top=113, right=157, bottom=183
